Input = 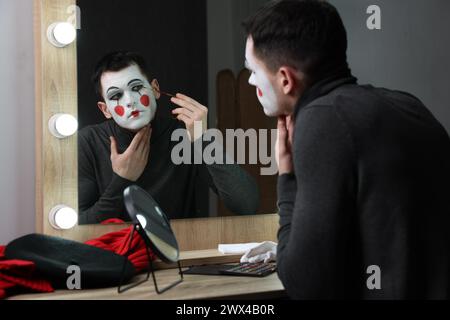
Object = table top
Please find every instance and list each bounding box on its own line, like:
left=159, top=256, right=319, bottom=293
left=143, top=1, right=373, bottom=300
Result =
left=10, top=269, right=285, bottom=300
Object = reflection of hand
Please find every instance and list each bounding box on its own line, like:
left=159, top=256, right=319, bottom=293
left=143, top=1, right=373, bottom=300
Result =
left=240, top=241, right=277, bottom=263
left=110, top=125, right=152, bottom=182
left=171, top=93, right=208, bottom=142
left=275, top=115, right=294, bottom=175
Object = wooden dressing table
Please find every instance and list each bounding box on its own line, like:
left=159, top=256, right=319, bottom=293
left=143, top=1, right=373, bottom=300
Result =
left=10, top=272, right=285, bottom=300
left=10, top=250, right=285, bottom=300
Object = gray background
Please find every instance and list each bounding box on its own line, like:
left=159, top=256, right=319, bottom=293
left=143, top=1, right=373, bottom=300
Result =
left=1, top=0, right=449, bottom=243
left=329, top=0, right=450, bottom=133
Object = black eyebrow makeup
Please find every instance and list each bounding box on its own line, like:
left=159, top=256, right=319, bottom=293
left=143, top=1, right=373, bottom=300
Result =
left=128, top=79, right=143, bottom=86
left=106, top=86, right=119, bottom=94
left=107, top=88, right=122, bottom=100
left=106, top=80, right=144, bottom=101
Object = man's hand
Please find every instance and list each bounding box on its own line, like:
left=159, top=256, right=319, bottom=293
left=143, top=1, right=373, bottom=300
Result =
left=110, top=125, right=152, bottom=181
left=275, top=115, right=294, bottom=175
left=171, top=93, right=208, bottom=142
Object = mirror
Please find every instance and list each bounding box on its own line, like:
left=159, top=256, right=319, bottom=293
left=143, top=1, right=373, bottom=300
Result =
left=76, top=0, right=277, bottom=225
left=124, top=185, right=179, bottom=263
left=120, top=185, right=183, bottom=294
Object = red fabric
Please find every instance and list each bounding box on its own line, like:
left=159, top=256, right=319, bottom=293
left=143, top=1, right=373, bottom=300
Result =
left=0, top=225, right=156, bottom=299
left=100, top=218, right=126, bottom=225
left=0, top=245, right=53, bottom=299
left=85, top=226, right=156, bottom=272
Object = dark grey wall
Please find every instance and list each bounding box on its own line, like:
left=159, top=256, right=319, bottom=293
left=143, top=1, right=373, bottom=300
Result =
left=330, top=0, right=450, bottom=134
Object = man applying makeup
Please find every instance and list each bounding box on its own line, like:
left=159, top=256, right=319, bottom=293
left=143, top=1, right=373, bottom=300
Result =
left=78, top=51, right=259, bottom=224
left=244, top=1, right=450, bottom=299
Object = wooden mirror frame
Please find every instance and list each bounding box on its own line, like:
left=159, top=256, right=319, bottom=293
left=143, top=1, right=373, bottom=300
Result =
left=34, top=0, right=278, bottom=251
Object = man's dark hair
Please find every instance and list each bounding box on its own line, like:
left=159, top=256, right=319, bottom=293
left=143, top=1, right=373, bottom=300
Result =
left=243, top=0, right=349, bottom=84
left=92, top=51, right=152, bottom=102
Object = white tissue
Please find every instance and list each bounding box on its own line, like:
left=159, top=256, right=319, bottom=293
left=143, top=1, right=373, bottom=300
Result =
left=218, top=243, right=260, bottom=254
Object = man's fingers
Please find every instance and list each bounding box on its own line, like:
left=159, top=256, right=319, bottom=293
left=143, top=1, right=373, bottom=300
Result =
left=141, top=144, right=150, bottom=163
left=176, top=114, right=193, bottom=126
left=277, top=116, right=288, bottom=142
left=277, top=116, right=287, bottom=130
left=139, top=128, right=152, bottom=158
left=148, top=126, right=153, bottom=140
left=135, top=125, right=152, bottom=153
left=143, top=144, right=150, bottom=161
left=128, top=128, right=145, bottom=151
left=172, top=107, right=194, bottom=118
left=110, top=136, right=118, bottom=158
left=286, top=115, right=294, bottom=144
left=170, top=97, right=197, bottom=112
left=286, top=115, right=293, bottom=129
left=128, top=125, right=149, bottom=152
left=174, top=93, right=206, bottom=111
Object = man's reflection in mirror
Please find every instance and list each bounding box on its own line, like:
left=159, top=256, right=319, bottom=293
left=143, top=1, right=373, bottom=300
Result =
left=78, top=51, right=259, bottom=224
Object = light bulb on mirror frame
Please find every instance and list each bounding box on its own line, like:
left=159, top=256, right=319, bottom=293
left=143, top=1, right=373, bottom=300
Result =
left=47, top=22, right=76, bottom=47
left=48, top=113, right=78, bottom=139
left=49, top=205, right=78, bottom=230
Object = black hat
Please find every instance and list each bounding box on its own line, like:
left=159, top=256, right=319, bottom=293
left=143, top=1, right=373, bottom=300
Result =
left=5, top=234, right=136, bottom=289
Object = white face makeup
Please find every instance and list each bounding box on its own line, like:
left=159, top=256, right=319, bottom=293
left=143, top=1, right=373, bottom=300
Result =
left=101, top=64, right=157, bottom=131
left=245, top=38, right=279, bottom=117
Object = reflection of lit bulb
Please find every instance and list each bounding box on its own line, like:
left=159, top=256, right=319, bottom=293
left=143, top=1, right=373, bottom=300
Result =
left=136, top=214, right=147, bottom=229
left=47, top=22, right=76, bottom=47
left=49, top=205, right=78, bottom=230
left=48, top=114, right=78, bottom=139
left=155, top=206, right=163, bottom=217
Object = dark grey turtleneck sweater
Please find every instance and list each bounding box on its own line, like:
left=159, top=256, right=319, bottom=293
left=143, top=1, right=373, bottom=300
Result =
left=277, top=73, right=450, bottom=299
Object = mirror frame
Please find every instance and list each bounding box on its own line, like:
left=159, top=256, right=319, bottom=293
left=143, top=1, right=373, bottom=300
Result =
left=34, top=0, right=278, bottom=251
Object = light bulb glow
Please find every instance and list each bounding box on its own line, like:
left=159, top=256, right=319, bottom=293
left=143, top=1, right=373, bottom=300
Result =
left=47, top=22, right=76, bottom=47
left=55, top=114, right=78, bottom=137
left=49, top=114, right=78, bottom=138
left=49, top=205, right=78, bottom=230
left=53, top=22, right=76, bottom=45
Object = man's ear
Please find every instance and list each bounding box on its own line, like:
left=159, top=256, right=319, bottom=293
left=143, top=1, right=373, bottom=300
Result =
left=97, top=102, right=112, bottom=119
left=151, top=79, right=161, bottom=99
left=278, top=67, right=296, bottom=95
left=278, top=67, right=305, bottom=96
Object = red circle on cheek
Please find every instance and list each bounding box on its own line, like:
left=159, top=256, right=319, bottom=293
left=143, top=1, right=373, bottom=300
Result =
left=140, top=95, right=150, bottom=107
left=114, top=106, right=125, bottom=117
left=257, top=88, right=263, bottom=97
